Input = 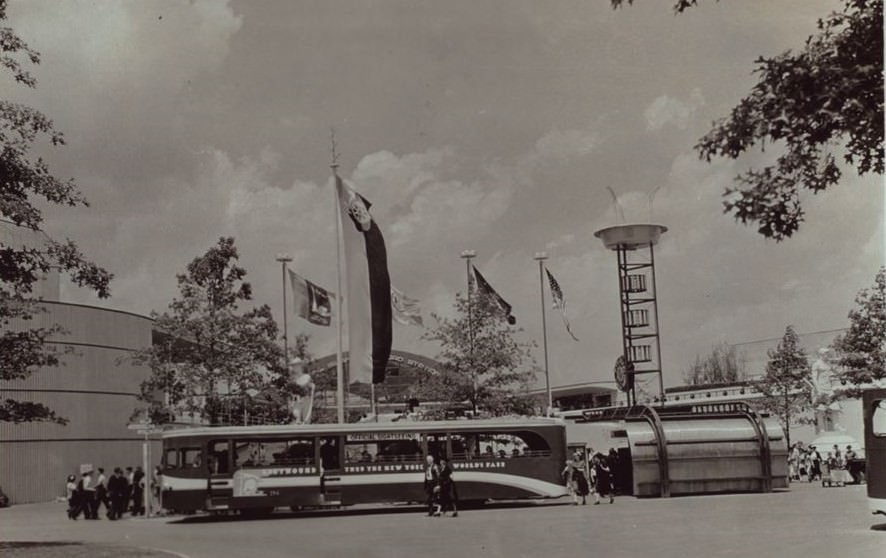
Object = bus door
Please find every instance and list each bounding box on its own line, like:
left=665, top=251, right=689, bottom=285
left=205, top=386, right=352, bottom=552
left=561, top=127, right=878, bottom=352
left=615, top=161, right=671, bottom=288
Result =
left=318, top=436, right=342, bottom=505
left=207, top=439, right=232, bottom=509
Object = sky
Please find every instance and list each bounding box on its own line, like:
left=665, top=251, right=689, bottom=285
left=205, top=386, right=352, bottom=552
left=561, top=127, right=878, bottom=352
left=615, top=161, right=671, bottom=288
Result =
left=4, top=0, right=883, bottom=395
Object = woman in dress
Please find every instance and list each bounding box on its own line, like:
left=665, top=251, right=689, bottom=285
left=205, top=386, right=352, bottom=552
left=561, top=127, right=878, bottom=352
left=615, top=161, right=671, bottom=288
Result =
left=592, top=453, right=614, bottom=504
left=572, top=452, right=590, bottom=505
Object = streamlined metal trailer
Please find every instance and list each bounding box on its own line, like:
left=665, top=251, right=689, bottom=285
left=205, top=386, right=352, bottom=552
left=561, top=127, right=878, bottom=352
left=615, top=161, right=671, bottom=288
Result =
left=567, top=402, right=788, bottom=497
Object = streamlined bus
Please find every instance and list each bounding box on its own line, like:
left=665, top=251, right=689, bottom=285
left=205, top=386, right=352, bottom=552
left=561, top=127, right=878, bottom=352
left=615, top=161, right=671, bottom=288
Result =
left=160, top=417, right=568, bottom=516
left=863, top=388, right=886, bottom=516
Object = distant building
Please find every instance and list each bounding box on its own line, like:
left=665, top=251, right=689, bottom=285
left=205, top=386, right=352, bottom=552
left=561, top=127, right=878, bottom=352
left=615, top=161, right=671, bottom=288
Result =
left=0, top=221, right=157, bottom=504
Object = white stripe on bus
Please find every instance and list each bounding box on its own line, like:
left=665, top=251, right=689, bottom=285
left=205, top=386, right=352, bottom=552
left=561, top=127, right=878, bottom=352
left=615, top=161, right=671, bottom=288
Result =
left=165, top=471, right=567, bottom=498
left=163, top=477, right=207, bottom=491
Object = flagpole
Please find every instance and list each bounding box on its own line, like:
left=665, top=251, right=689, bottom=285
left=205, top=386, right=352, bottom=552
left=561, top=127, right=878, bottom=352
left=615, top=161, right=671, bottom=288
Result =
left=460, top=249, right=477, bottom=413
left=276, top=254, right=293, bottom=366
left=332, top=164, right=346, bottom=424
left=534, top=252, right=552, bottom=416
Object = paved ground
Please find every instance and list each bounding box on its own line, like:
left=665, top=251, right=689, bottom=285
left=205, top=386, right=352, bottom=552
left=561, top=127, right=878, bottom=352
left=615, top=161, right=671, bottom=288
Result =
left=1, top=483, right=883, bottom=558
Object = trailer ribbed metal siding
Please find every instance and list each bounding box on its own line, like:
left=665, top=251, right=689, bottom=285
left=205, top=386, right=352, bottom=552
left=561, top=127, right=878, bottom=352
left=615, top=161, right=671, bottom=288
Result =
left=0, top=302, right=156, bottom=504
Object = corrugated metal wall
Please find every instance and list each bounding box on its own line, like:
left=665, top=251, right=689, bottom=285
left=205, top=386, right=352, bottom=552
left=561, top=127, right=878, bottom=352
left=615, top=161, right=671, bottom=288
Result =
left=0, top=303, right=157, bottom=504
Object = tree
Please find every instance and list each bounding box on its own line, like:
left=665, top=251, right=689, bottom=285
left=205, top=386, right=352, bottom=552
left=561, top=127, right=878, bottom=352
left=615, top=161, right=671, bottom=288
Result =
left=132, top=237, right=285, bottom=425
left=833, top=267, right=885, bottom=385
left=682, top=342, right=747, bottom=386
left=614, top=0, right=883, bottom=241
left=753, top=325, right=812, bottom=448
left=1, top=0, right=112, bottom=424
left=421, top=289, right=538, bottom=416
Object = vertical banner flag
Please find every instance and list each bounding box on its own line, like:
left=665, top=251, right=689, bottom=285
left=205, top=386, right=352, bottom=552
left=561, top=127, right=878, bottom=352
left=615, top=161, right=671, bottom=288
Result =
left=472, top=265, right=517, bottom=325
left=335, top=175, right=392, bottom=384
left=391, top=285, right=423, bottom=327
left=288, top=269, right=333, bottom=326
left=545, top=267, right=579, bottom=341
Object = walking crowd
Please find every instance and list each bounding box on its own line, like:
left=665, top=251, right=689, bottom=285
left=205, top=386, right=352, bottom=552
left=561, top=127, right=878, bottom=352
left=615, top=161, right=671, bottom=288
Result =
left=562, top=448, right=617, bottom=506
left=787, top=442, right=864, bottom=487
left=65, top=465, right=162, bottom=520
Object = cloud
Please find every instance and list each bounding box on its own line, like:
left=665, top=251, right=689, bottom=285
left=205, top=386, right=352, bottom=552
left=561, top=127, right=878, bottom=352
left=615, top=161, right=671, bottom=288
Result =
left=534, top=128, right=600, bottom=160
left=644, top=89, right=705, bottom=132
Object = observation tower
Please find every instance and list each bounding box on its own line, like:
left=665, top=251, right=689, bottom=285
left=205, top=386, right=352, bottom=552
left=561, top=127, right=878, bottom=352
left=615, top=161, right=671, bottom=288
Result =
left=594, top=223, right=668, bottom=406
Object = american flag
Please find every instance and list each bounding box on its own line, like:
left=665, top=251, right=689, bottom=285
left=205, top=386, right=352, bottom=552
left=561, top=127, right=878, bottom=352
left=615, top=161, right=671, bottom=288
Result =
left=545, top=267, right=579, bottom=341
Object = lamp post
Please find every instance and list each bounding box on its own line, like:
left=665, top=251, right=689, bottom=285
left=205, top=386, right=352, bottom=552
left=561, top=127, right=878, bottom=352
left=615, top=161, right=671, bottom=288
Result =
left=275, top=253, right=293, bottom=367
left=534, top=252, right=552, bottom=416
left=460, top=249, right=477, bottom=412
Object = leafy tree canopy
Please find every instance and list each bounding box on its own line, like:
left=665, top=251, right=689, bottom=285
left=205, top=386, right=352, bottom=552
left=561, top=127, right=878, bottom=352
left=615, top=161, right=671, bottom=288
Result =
left=833, top=267, right=885, bottom=385
left=132, top=237, right=286, bottom=425
left=613, top=0, right=883, bottom=241
left=1, top=0, right=112, bottom=424
left=419, top=288, right=538, bottom=416
left=682, top=341, right=747, bottom=386
left=753, top=325, right=812, bottom=447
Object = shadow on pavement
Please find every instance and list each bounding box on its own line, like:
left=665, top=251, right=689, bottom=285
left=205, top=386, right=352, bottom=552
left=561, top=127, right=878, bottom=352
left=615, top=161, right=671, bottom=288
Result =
left=870, top=521, right=886, bottom=532
left=166, top=499, right=572, bottom=524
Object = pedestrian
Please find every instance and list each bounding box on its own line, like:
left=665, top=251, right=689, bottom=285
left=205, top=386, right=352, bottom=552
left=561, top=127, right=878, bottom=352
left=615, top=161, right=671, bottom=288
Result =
left=107, top=468, right=128, bottom=520
left=809, top=446, right=822, bottom=481
left=562, top=455, right=581, bottom=505
left=152, top=466, right=163, bottom=513
left=65, top=474, right=80, bottom=520
left=95, top=467, right=109, bottom=518
left=125, top=467, right=134, bottom=513
left=423, top=454, right=441, bottom=517
left=438, top=456, right=458, bottom=517
left=573, top=452, right=590, bottom=505
left=608, top=448, right=620, bottom=493
left=845, top=445, right=859, bottom=484
left=132, top=466, right=146, bottom=515
left=80, top=469, right=98, bottom=519
left=592, top=453, right=614, bottom=505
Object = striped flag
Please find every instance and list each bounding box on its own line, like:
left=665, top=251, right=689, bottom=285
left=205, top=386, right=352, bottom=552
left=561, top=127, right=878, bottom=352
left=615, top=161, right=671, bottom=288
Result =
left=288, top=269, right=333, bottom=326
left=472, top=265, right=516, bottom=325
left=391, top=285, right=423, bottom=327
left=336, top=175, right=392, bottom=384
left=545, top=267, right=579, bottom=341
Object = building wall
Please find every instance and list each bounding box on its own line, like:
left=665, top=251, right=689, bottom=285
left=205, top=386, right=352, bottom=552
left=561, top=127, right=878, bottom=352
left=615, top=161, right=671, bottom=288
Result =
left=0, top=302, right=157, bottom=504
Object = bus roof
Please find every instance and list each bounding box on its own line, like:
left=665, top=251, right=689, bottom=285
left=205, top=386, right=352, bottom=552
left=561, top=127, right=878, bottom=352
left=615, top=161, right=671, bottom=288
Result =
left=161, top=417, right=565, bottom=440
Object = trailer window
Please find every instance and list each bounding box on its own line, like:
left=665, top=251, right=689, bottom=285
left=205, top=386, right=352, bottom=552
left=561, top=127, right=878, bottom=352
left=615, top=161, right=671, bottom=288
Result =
left=874, top=400, right=886, bottom=437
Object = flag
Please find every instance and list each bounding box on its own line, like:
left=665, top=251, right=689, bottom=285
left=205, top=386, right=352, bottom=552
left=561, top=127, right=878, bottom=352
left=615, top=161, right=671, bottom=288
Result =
left=545, top=267, right=579, bottom=341
left=472, top=265, right=516, bottom=325
left=288, top=269, right=333, bottom=326
left=391, top=285, right=423, bottom=327
left=336, top=175, right=392, bottom=384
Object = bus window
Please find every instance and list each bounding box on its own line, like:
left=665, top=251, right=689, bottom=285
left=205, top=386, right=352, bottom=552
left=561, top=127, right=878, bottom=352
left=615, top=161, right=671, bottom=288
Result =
left=182, top=447, right=202, bottom=469
left=345, top=433, right=421, bottom=463
left=268, top=438, right=315, bottom=466
left=379, top=435, right=421, bottom=462
left=874, top=400, right=886, bottom=436
left=235, top=441, right=270, bottom=467
left=163, top=448, right=179, bottom=470
left=209, top=440, right=230, bottom=474
left=425, top=432, right=448, bottom=460
left=449, top=433, right=477, bottom=460
left=476, top=431, right=549, bottom=458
